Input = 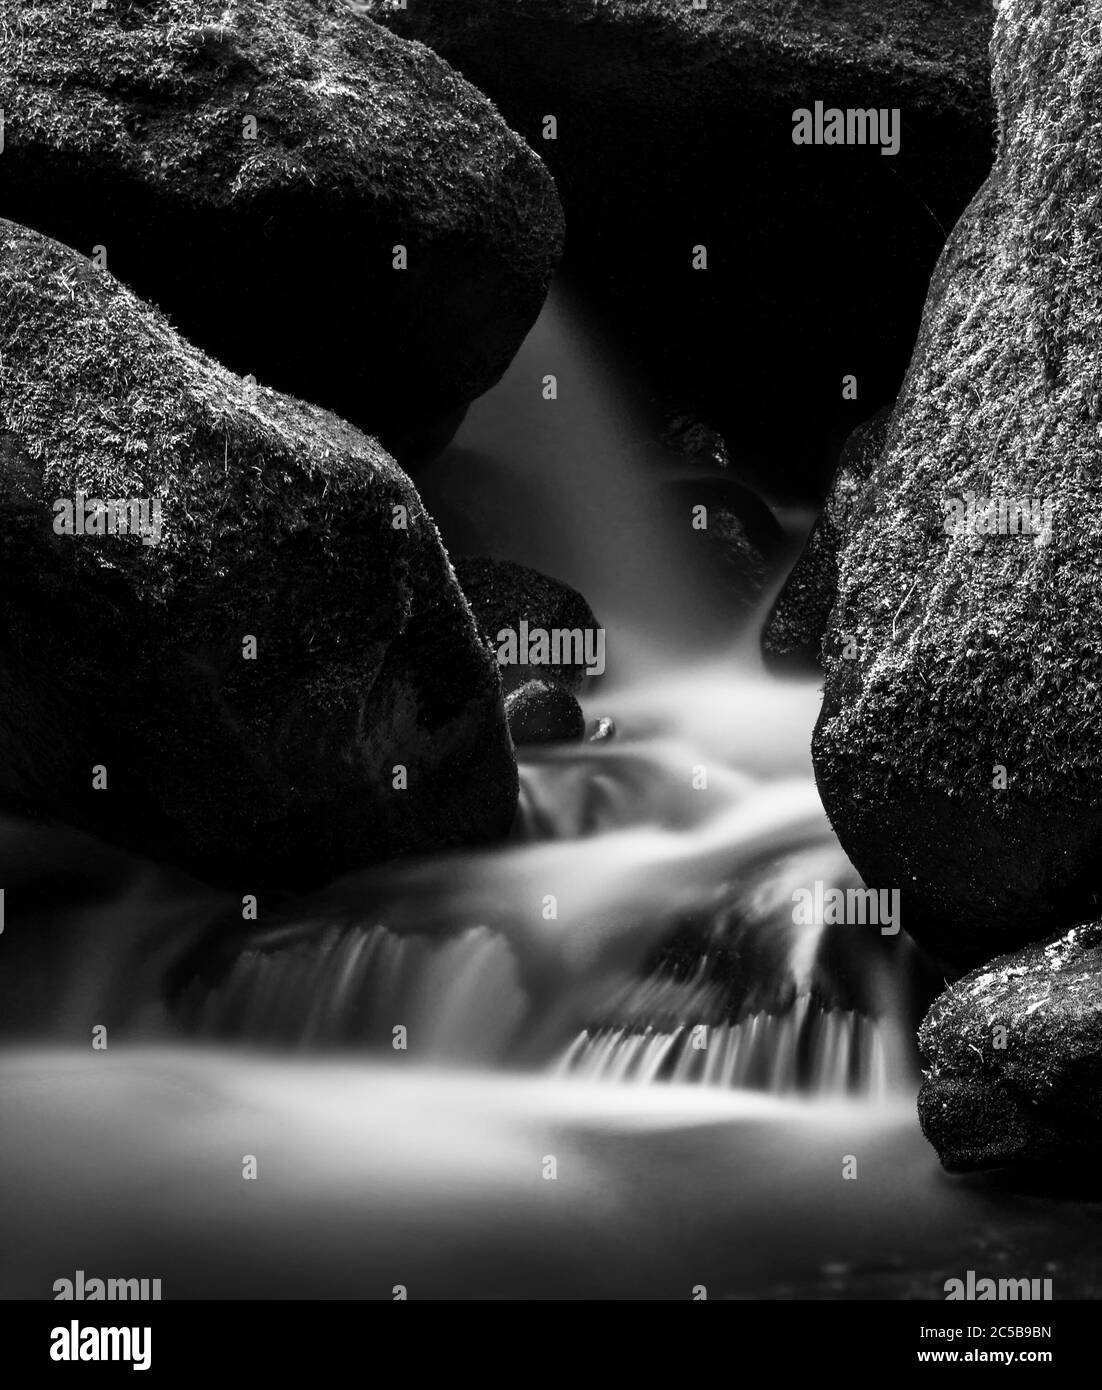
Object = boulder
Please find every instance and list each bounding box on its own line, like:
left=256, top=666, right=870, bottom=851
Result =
left=505, top=679, right=585, bottom=746
left=763, top=405, right=893, bottom=673
left=814, top=0, right=1102, bottom=968
left=453, top=557, right=601, bottom=693
left=366, top=0, right=994, bottom=492
left=919, top=922, right=1102, bottom=1173
left=0, top=0, right=563, bottom=462
left=0, top=217, right=518, bottom=887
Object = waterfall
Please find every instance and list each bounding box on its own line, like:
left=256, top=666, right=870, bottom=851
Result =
left=555, top=1005, right=892, bottom=1099
left=1, top=283, right=943, bottom=1107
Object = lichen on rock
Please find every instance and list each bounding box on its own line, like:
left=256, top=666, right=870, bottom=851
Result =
left=814, top=0, right=1102, bottom=967
left=0, top=0, right=564, bottom=459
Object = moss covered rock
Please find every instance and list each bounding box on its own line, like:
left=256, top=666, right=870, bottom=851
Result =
left=918, top=923, right=1102, bottom=1173
left=763, top=406, right=893, bottom=673
left=0, top=217, right=518, bottom=886
left=814, top=0, right=1102, bottom=967
left=366, top=0, right=994, bottom=492
left=0, top=0, right=563, bottom=461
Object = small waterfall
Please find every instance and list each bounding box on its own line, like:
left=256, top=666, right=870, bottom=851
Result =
left=170, top=681, right=934, bottom=1094
left=7, top=284, right=943, bottom=1107
left=177, top=923, right=528, bottom=1064
left=555, top=1001, right=891, bottom=1099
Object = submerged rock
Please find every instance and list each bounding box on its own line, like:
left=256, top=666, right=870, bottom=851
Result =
left=505, top=680, right=585, bottom=746
left=454, top=557, right=602, bottom=693
left=368, top=0, right=994, bottom=491
left=0, top=218, right=517, bottom=887
left=919, top=923, right=1102, bottom=1173
left=0, top=0, right=563, bottom=461
left=763, top=406, right=893, bottom=673
left=659, top=414, right=730, bottom=472
left=814, top=0, right=1102, bottom=967
left=659, top=477, right=783, bottom=617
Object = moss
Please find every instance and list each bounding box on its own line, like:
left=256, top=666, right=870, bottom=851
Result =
left=814, top=0, right=1102, bottom=963
left=0, top=0, right=564, bottom=451
left=0, top=217, right=518, bottom=886
left=918, top=921, right=1102, bottom=1171
left=4, top=0, right=548, bottom=222
left=0, top=220, right=390, bottom=591
left=367, top=0, right=993, bottom=124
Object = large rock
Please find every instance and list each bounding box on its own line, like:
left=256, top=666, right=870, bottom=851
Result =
left=0, top=217, right=518, bottom=887
left=814, top=0, right=1102, bottom=968
left=919, top=923, right=1102, bottom=1173
left=763, top=406, right=893, bottom=673
left=367, top=0, right=994, bottom=493
left=0, top=0, right=563, bottom=461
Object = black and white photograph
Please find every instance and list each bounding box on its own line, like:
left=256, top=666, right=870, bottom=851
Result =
left=0, top=0, right=1094, bottom=1361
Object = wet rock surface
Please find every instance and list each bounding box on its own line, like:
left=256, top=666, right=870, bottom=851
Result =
left=919, top=923, right=1102, bottom=1174
left=505, top=679, right=585, bottom=746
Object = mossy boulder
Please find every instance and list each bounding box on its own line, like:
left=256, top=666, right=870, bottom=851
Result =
left=366, top=0, right=994, bottom=492
left=814, top=0, right=1102, bottom=967
left=919, top=923, right=1102, bottom=1173
left=763, top=406, right=893, bottom=673
left=0, top=217, right=517, bottom=886
left=0, top=0, right=563, bottom=461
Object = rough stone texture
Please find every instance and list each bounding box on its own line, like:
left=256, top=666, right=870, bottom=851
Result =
left=453, top=557, right=601, bottom=693
left=366, top=0, right=995, bottom=494
left=919, top=922, right=1102, bottom=1173
left=813, top=0, right=1102, bottom=968
left=0, top=0, right=563, bottom=461
left=505, top=679, right=585, bottom=746
left=0, top=217, right=518, bottom=887
left=763, top=406, right=893, bottom=673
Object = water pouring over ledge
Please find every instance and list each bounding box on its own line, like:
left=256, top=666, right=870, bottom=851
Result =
left=6, top=278, right=1054, bottom=1302
left=170, top=279, right=938, bottom=1096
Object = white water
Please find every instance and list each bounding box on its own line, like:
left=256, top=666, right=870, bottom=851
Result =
left=0, top=282, right=974, bottom=1300
left=174, top=285, right=929, bottom=1097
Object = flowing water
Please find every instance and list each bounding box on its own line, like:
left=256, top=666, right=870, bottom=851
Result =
left=1, top=281, right=1100, bottom=1300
